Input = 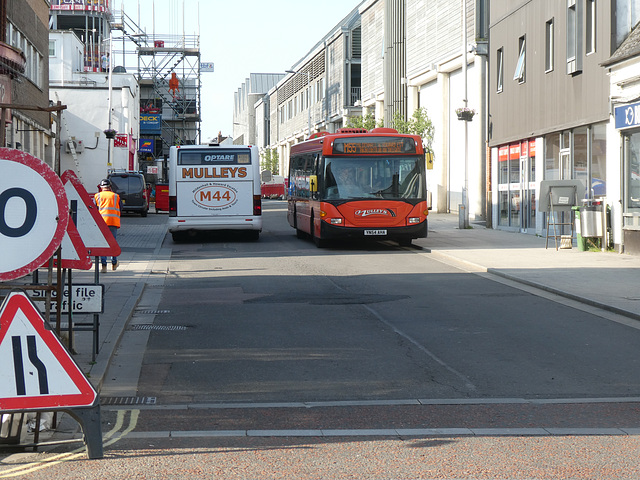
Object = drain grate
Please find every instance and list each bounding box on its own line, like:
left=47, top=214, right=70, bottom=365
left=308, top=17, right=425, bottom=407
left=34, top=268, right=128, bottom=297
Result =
left=101, top=396, right=157, bottom=406
left=130, top=324, right=188, bottom=331
left=135, top=309, right=171, bottom=315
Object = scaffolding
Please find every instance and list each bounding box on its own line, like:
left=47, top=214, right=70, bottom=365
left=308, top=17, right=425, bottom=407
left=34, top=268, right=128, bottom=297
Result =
left=136, top=33, right=202, bottom=157
left=50, top=6, right=202, bottom=165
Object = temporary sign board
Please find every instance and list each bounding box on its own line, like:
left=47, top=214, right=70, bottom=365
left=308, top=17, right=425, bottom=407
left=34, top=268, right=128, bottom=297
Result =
left=61, top=170, right=120, bottom=257
left=31, top=284, right=104, bottom=314
left=47, top=216, right=92, bottom=270
left=0, top=149, right=69, bottom=282
left=0, top=290, right=97, bottom=411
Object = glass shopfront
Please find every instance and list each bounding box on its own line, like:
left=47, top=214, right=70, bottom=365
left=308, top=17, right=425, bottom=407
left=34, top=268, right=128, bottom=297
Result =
left=497, top=139, right=536, bottom=231
left=544, top=124, right=607, bottom=196
left=623, top=130, right=640, bottom=216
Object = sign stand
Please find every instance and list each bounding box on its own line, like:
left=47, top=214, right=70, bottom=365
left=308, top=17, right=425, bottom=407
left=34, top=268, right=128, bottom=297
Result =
left=0, top=290, right=103, bottom=458
left=62, top=404, right=103, bottom=459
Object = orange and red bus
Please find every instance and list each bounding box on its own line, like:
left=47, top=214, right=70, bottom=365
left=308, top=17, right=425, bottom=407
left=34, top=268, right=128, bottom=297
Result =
left=287, top=128, right=428, bottom=247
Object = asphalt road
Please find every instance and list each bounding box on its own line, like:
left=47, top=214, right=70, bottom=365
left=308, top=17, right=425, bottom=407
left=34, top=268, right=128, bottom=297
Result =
left=3, top=201, right=640, bottom=479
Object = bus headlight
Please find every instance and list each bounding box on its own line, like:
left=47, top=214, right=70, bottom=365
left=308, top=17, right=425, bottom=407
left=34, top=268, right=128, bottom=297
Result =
left=330, top=218, right=343, bottom=225
left=408, top=217, right=421, bottom=224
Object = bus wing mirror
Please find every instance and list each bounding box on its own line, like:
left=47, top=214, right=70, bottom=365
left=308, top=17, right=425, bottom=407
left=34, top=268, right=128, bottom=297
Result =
left=426, top=152, right=434, bottom=170
left=309, top=175, right=318, bottom=192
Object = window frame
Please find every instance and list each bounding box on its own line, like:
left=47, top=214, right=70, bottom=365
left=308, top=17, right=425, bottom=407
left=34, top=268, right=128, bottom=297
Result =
left=545, top=19, right=554, bottom=73
left=585, top=0, right=596, bottom=55
left=497, top=47, right=504, bottom=93
left=513, top=36, right=526, bottom=84
left=566, top=0, right=583, bottom=75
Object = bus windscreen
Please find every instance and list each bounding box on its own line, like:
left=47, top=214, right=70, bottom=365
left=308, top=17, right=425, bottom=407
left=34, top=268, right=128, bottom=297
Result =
left=322, top=156, right=425, bottom=200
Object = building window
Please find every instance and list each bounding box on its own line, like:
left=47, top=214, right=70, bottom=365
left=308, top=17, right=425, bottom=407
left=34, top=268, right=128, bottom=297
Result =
left=586, top=0, right=596, bottom=55
left=566, top=0, right=583, bottom=75
left=545, top=19, right=554, bottom=72
left=49, top=40, right=56, bottom=57
left=513, top=36, right=526, bottom=83
left=497, top=48, right=504, bottom=92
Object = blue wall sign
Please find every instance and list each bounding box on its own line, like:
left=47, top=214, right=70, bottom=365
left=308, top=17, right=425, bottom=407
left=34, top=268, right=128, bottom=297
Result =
left=140, top=114, right=162, bottom=134
left=139, top=139, right=155, bottom=153
left=614, top=101, right=640, bottom=130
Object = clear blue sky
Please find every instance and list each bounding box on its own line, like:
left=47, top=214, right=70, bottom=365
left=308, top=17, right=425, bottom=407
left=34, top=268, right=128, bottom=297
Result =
left=124, top=0, right=362, bottom=142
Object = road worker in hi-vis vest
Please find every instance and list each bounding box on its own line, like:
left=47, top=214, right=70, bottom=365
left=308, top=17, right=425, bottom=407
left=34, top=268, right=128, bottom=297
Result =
left=94, top=178, right=121, bottom=272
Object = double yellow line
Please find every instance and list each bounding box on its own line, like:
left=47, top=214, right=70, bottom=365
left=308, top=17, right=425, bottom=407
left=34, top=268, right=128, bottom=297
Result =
left=0, top=409, right=139, bottom=478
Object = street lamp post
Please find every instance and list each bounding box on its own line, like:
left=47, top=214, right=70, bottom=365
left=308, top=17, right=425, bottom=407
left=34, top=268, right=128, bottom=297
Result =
left=460, top=0, right=470, bottom=229
left=286, top=70, right=312, bottom=135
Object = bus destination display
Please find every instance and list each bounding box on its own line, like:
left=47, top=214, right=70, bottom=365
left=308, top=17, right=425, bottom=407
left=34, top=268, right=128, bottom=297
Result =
left=333, top=137, right=416, bottom=155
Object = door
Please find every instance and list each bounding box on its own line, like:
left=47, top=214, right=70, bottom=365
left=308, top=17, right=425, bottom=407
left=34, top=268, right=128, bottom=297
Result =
left=519, top=153, right=529, bottom=232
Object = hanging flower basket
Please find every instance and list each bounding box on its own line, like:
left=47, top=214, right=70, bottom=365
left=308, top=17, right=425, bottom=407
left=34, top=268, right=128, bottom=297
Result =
left=103, top=128, right=117, bottom=139
left=455, top=107, right=475, bottom=122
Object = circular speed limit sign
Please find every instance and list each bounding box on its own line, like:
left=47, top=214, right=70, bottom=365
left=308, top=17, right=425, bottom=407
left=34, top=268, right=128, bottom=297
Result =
left=0, top=148, right=69, bottom=282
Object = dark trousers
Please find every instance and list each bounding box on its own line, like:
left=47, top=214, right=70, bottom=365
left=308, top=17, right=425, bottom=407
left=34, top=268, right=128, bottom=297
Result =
left=101, top=225, right=119, bottom=265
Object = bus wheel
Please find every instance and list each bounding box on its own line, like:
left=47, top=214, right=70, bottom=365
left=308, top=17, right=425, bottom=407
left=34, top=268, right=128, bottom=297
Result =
left=294, top=208, right=305, bottom=239
left=311, top=214, right=326, bottom=248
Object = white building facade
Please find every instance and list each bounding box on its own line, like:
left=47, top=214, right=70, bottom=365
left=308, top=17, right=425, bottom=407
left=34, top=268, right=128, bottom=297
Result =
left=50, top=31, right=140, bottom=192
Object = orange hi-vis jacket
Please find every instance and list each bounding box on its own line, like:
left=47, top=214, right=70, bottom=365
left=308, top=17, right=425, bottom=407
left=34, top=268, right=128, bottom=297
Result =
left=94, top=190, right=121, bottom=228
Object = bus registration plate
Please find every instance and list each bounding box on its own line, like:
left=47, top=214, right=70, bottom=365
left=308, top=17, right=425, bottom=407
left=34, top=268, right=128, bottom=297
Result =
left=364, top=229, right=387, bottom=236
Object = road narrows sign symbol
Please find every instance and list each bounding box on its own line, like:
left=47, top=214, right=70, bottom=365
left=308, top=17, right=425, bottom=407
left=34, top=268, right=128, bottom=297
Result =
left=0, top=290, right=97, bottom=411
left=0, top=149, right=69, bottom=282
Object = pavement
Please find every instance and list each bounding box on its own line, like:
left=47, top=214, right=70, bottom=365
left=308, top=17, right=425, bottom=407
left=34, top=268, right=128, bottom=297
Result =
left=3, top=205, right=640, bottom=446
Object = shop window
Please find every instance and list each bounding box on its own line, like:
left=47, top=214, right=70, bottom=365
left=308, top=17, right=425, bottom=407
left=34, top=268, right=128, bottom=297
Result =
left=544, top=133, right=560, bottom=180
left=573, top=127, right=588, bottom=188
left=625, top=132, right=640, bottom=213
left=591, top=124, right=607, bottom=196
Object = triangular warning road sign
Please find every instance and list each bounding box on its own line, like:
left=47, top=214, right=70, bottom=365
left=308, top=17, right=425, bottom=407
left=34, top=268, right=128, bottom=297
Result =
left=61, top=170, right=120, bottom=257
left=43, top=216, right=93, bottom=270
left=0, top=290, right=97, bottom=411
left=57, top=218, right=93, bottom=270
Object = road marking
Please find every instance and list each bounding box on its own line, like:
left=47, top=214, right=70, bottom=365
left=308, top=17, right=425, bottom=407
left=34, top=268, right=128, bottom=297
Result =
left=362, top=304, right=478, bottom=392
left=0, top=410, right=139, bottom=478
left=100, top=396, right=640, bottom=411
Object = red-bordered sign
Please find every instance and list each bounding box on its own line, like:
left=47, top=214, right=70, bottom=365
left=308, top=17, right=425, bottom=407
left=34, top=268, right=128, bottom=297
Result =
left=61, top=170, right=120, bottom=257
left=0, top=290, right=97, bottom=411
left=0, top=149, right=69, bottom=282
left=46, top=218, right=92, bottom=270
